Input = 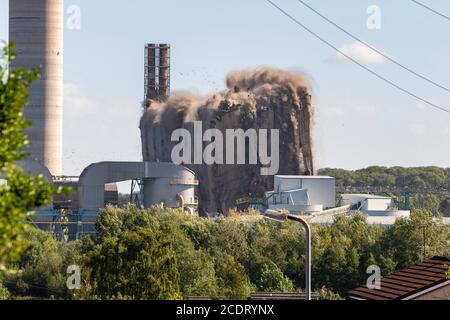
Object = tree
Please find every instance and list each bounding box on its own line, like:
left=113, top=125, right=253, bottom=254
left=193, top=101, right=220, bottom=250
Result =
left=86, top=227, right=182, bottom=300
left=256, top=261, right=294, bottom=292
left=210, top=215, right=250, bottom=264
left=85, top=207, right=182, bottom=300
left=311, top=213, right=382, bottom=294
left=439, top=197, right=450, bottom=217
left=4, top=228, right=75, bottom=299
left=376, top=210, right=450, bottom=271
left=147, top=208, right=220, bottom=298
left=0, top=43, right=57, bottom=265
left=0, top=281, right=9, bottom=300
left=213, top=253, right=251, bottom=299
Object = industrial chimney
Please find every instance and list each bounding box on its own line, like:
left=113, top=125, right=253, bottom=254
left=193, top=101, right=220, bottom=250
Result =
left=9, top=0, right=64, bottom=176
left=144, top=43, right=170, bottom=104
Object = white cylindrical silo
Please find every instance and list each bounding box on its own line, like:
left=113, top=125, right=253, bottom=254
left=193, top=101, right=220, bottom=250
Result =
left=143, top=168, right=198, bottom=210
left=9, top=0, right=64, bottom=176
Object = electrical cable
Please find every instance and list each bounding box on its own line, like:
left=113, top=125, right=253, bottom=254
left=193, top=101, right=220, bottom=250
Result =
left=266, top=0, right=450, bottom=114
left=296, top=0, right=450, bottom=93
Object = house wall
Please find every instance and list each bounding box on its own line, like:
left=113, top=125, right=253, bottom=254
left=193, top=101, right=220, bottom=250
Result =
left=412, top=283, right=450, bottom=300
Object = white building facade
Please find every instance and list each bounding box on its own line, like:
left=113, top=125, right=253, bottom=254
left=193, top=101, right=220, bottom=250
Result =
left=266, top=176, right=336, bottom=214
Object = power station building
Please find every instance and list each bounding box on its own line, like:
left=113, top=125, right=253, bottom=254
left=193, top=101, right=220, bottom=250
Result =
left=266, top=176, right=336, bottom=213
left=8, top=1, right=198, bottom=240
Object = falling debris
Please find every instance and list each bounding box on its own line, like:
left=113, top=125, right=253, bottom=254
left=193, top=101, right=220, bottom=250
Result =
left=140, top=67, right=315, bottom=214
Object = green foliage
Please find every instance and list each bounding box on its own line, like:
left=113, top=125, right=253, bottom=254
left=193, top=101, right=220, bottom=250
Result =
left=319, top=166, right=449, bottom=191
left=311, top=213, right=382, bottom=293
left=4, top=228, right=78, bottom=299
left=256, top=261, right=294, bottom=292
left=4, top=204, right=449, bottom=300
left=213, top=253, right=251, bottom=299
left=84, top=206, right=254, bottom=300
left=0, top=43, right=57, bottom=265
left=439, top=197, right=450, bottom=217
left=0, top=43, right=38, bottom=163
left=210, top=216, right=250, bottom=263
left=0, top=280, right=9, bottom=300
left=85, top=206, right=182, bottom=300
left=319, top=166, right=450, bottom=216
left=317, top=287, right=344, bottom=300
left=375, top=210, right=450, bottom=271
left=152, top=209, right=219, bottom=297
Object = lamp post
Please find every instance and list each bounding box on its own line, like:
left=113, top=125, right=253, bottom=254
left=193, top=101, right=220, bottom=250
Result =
left=263, top=210, right=312, bottom=300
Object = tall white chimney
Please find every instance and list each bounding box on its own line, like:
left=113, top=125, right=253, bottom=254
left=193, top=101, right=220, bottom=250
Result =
left=9, top=0, right=64, bottom=176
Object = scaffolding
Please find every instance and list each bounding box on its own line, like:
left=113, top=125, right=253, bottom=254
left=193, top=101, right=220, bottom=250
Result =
left=144, top=43, right=171, bottom=104
left=29, top=211, right=99, bottom=241
left=130, top=179, right=145, bottom=208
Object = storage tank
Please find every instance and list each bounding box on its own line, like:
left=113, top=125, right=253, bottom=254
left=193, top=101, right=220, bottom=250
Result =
left=9, top=0, right=64, bottom=176
left=143, top=168, right=197, bottom=210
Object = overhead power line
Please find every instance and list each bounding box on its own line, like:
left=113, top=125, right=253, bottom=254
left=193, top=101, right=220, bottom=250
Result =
left=296, top=0, right=450, bottom=93
left=410, top=0, right=450, bottom=21
left=265, top=0, right=450, bottom=115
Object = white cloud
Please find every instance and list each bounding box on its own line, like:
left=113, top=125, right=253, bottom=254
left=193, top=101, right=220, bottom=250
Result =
left=334, top=42, right=387, bottom=65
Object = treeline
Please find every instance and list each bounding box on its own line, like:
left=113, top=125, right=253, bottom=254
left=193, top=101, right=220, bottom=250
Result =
left=318, top=166, right=450, bottom=190
left=318, top=166, right=450, bottom=216
left=2, top=206, right=450, bottom=300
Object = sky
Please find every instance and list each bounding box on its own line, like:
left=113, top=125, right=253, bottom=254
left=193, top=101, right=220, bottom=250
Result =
left=1, top=0, right=450, bottom=192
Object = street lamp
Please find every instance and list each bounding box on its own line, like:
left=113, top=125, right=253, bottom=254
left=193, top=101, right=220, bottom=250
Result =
left=263, top=210, right=312, bottom=300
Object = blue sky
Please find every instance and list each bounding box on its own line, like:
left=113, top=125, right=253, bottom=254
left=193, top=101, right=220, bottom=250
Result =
left=1, top=0, right=450, bottom=183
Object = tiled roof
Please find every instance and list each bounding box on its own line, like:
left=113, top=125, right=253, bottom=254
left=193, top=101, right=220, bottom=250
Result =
left=348, top=256, right=450, bottom=300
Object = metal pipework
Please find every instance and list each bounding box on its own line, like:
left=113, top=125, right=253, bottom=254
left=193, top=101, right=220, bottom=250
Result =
left=263, top=210, right=312, bottom=300
left=9, top=0, right=64, bottom=176
left=77, top=161, right=197, bottom=212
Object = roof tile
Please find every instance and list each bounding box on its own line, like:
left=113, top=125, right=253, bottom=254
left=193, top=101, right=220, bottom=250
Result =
left=348, top=256, right=450, bottom=300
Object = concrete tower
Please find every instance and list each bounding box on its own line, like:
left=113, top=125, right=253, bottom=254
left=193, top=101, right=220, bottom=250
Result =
left=144, top=43, right=170, bottom=104
left=9, top=0, right=64, bottom=176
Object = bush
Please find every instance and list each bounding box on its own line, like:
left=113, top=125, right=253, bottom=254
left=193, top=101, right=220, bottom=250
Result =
left=5, top=203, right=449, bottom=300
left=85, top=207, right=182, bottom=300
left=4, top=228, right=78, bottom=299
left=256, top=262, right=294, bottom=292
left=0, top=281, right=10, bottom=300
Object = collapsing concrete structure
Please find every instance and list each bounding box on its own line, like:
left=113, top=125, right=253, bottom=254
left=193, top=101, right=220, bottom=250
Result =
left=140, top=67, right=315, bottom=214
